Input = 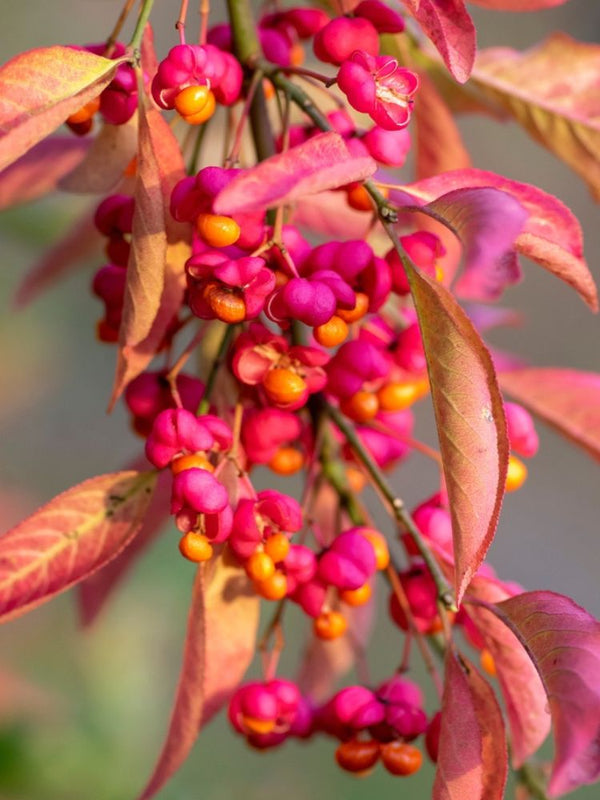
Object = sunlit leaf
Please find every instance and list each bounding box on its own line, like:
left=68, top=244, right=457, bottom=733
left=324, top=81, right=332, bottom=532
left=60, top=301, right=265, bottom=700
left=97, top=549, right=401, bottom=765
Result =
left=404, top=257, right=509, bottom=603
left=471, top=34, right=600, bottom=200
left=213, top=132, right=376, bottom=215
left=491, top=591, right=600, bottom=797
left=466, top=575, right=550, bottom=766
left=500, top=368, right=600, bottom=462
left=138, top=550, right=259, bottom=800
left=110, top=87, right=190, bottom=407
left=59, top=115, right=138, bottom=194
left=0, top=471, right=156, bottom=623
left=0, top=136, right=90, bottom=210
left=399, top=0, right=476, bottom=83
left=433, top=649, right=507, bottom=800
left=0, top=46, right=122, bottom=171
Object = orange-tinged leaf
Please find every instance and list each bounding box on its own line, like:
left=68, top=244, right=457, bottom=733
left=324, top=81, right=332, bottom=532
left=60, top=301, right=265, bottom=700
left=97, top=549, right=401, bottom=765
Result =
left=0, top=46, right=123, bottom=171
left=404, top=257, right=508, bottom=603
left=13, top=209, right=101, bottom=308
left=433, top=649, right=507, bottom=800
left=110, top=89, right=190, bottom=407
left=0, top=470, right=156, bottom=624
left=0, top=136, right=90, bottom=210
left=59, top=116, right=138, bottom=194
left=138, top=549, right=259, bottom=800
left=500, top=368, right=600, bottom=462
left=471, top=34, right=600, bottom=200
left=77, top=468, right=171, bottom=626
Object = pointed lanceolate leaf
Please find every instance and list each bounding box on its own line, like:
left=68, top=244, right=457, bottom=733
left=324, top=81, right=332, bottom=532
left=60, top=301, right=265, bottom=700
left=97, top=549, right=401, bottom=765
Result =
left=77, top=468, right=171, bottom=626
left=59, top=116, right=138, bottom=194
left=0, top=471, right=156, bottom=623
left=466, top=576, right=551, bottom=766
left=404, top=257, right=508, bottom=603
left=110, top=87, right=190, bottom=406
left=398, top=0, right=476, bottom=83
left=472, top=34, right=600, bottom=201
left=138, top=550, right=259, bottom=800
left=213, top=132, right=376, bottom=215
left=500, top=368, right=600, bottom=462
left=0, top=46, right=123, bottom=171
left=491, top=592, right=600, bottom=797
left=14, top=210, right=101, bottom=307
left=0, top=137, right=90, bottom=210
left=433, top=649, right=507, bottom=800
left=396, top=169, right=597, bottom=309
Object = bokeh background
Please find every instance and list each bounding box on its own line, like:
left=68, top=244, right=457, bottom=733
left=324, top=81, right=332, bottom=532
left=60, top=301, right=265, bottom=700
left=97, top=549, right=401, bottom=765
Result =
left=0, top=1, right=599, bottom=798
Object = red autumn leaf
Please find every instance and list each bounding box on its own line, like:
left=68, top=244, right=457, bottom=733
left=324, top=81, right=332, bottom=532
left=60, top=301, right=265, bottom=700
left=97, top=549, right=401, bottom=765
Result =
left=59, top=116, right=138, bottom=194
left=13, top=209, right=102, bottom=308
left=466, top=575, right=551, bottom=766
left=213, top=132, right=376, bottom=215
left=433, top=649, right=507, bottom=800
left=77, top=468, right=171, bottom=626
left=0, top=46, right=123, bottom=171
left=500, top=368, right=600, bottom=462
left=399, top=0, right=476, bottom=84
left=396, top=169, right=598, bottom=309
left=110, top=89, right=190, bottom=407
left=292, top=189, right=372, bottom=240
left=138, top=550, right=259, bottom=800
left=414, top=71, right=472, bottom=181
left=491, top=591, right=600, bottom=797
left=471, top=34, right=600, bottom=200
left=0, top=136, right=90, bottom=210
left=404, top=257, right=509, bottom=604
left=470, top=0, right=567, bottom=7
left=0, top=470, right=156, bottom=624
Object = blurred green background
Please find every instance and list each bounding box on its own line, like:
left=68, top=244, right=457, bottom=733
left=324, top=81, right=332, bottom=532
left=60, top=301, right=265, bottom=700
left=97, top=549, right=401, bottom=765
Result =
left=1, top=1, right=599, bottom=798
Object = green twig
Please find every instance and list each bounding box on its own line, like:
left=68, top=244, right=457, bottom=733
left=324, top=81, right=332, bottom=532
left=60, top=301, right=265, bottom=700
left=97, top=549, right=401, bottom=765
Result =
left=128, top=0, right=155, bottom=54
left=327, top=403, right=456, bottom=611
left=197, top=324, right=236, bottom=415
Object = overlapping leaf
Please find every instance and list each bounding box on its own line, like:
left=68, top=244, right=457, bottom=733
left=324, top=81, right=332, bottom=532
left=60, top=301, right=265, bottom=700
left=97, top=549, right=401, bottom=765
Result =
left=500, top=368, right=600, bottom=462
left=110, top=90, right=190, bottom=406
left=399, top=0, right=476, bottom=83
left=433, top=649, right=507, bottom=800
left=138, top=551, right=259, bottom=800
left=0, top=137, right=90, bottom=210
left=466, top=576, right=550, bottom=766
left=213, top=132, right=376, bottom=215
left=403, top=256, right=509, bottom=603
left=491, top=592, right=600, bottom=797
left=471, top=34, right=600, bottom=200
left=395, top=169, right=597, bottom=309
left=0, top=471, right=156, bottom=623
left=0, top=46, right=122, bottom=171
left=59, top=116, right=138, bottom=194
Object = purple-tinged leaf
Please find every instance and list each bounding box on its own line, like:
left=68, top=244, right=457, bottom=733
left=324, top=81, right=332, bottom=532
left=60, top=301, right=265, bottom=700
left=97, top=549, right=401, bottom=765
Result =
left=491, top=591, right=600, bottom=797
left=138, top=550, right=259, bottom=800
left=403, top=256, right=509, bottom=603
left=464, top=304, right=522, bottom=334
left=466, top=576, right=551, bottom=766
left=13, top=210, right=101, bottom=308
left=399, top=0, right=476, bottom=83
left=472, top=34, right=600, bottom=201
left=0, top=471, right=156, bottom=624
left=213, top=132, right=376, bottom=215
left=433, top=649, right=507, bottom=800
left=395, top=169, right=598, bottom=309
left=414, top=71, right=472, bottom=180
left=500, top=368, right=600, bottom=462
left=470, top=0, right=568, bottom=7
left=0, top=46, right=123, bottom=171
left=77, top=468, right=171, bottom=626
left=0, top=137, right=90, bottom=210
left=59, top=116, right=138, bottom=194
left=110, top=89, right=190, bottom=407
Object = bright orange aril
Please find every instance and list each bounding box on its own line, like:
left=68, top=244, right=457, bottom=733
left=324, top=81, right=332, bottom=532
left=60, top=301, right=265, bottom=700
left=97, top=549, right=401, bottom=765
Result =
left=506, top=454, right=528, bottom=492
left=174, top=84, right=211, bottom=117
left=358, top=528, right=390, bottom=571
left=377, top=379, right=429, bottom=412
left=337, top=292, right=369, bottom=323
left=339, top=583, right=372, bottom=607
left=171, top=453, right=214, bottom=474
left=340, top=390, right=379, bottom=423
left=314, top=610, right=347, bottom=640
left=256, top=570, right=288, bottom=601
left=264, top=533, right=291, bottom=563
left=263, top=368, right=307, bottom=406
left=268, top=446, right=304, bottom=475
left=197, top=213, right=241, bottom=247
left=246, top=551, right=275, bottom=582
left=179, top=532, right=213, bottom=563
left=313, top=315, right=349, bottom=348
